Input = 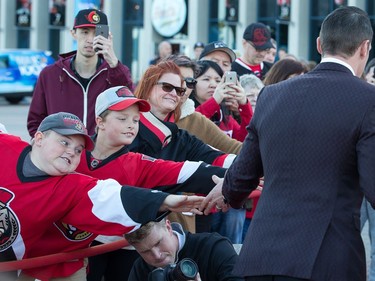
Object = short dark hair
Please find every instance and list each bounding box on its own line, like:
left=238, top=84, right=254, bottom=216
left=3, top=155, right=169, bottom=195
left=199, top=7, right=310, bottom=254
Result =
left=320, top=6, right=373, bottom=58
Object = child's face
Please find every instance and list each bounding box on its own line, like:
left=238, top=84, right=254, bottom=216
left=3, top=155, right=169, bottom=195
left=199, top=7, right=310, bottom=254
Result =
left=34, top=130, right=85, bottom=176
left=102, top=104, right=140, bottom=146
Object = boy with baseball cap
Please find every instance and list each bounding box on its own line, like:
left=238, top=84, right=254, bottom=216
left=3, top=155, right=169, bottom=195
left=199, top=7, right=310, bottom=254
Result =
left=27, top=8, right=134, bottom=138
left=37, top=112, right=95, bottom=151
left=1, top=110, right=205, bottom=281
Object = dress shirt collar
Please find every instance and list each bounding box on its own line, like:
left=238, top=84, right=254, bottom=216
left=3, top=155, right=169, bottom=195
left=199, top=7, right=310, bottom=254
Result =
left=321, top=57, right=355, bottom=76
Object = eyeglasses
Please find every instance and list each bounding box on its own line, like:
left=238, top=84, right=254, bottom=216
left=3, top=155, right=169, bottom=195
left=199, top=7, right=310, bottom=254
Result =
left=156, top=82, right=186, bottom=97
left=184, top=77, right=197, bottom=89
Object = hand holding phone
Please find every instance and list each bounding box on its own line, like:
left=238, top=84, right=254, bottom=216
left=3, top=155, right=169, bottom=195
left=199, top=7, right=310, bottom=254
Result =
left=94, top=24, right=109, bottom=52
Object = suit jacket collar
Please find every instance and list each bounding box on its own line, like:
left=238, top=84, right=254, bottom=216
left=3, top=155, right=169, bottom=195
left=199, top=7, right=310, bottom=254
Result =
left=321, top=57, right=355, bottom=75
left=314, top=61, right=354, bottom=75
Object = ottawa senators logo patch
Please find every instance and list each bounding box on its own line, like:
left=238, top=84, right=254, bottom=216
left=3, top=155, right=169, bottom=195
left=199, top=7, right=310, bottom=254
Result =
left=54, top=221, right=93, bottom=241
left=0, top=188, right=19, bottom=252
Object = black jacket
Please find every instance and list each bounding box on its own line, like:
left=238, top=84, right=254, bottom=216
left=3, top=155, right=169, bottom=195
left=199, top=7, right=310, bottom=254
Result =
left=128, top=223, right=243, bottom=281
left=128, top=112, right=236, bottom=167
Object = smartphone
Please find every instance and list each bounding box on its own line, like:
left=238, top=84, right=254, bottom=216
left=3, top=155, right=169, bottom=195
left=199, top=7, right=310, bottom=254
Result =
left=95, top=24, right=109, bottom=38
left=225, top=71, right=237, bottom=84
left=94, top=24, right=109, bottom=52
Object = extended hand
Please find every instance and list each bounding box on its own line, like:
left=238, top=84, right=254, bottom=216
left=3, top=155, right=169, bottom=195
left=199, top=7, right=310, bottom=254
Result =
left=199, top=175, right=229, bottom=215
left=161, top=194, right=204, bottom=215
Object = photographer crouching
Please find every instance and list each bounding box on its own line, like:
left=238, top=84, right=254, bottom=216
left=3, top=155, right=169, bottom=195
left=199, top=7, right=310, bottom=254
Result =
left=125, top=218, right=243, bottom=281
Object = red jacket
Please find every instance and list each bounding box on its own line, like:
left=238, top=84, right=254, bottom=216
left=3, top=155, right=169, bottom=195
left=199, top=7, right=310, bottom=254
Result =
left=195, top=97, right=253, bottom=141
left=27, top=51, right=134, bottom=137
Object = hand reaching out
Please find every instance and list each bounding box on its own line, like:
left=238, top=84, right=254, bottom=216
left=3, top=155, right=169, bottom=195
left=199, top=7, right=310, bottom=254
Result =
left=199, top=175, right=229, bottom=215
left=161, top=194, right=204, bottom=215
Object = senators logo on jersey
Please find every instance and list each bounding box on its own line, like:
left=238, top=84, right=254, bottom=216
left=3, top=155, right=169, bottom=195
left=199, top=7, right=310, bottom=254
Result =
left=0, top=188, right=20, bottom=251
left=54, top=221, right=93, bottom=241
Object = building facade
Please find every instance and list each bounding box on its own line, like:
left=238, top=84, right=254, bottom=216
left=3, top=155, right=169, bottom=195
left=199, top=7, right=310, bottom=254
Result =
left=1, top=0, right=374, bottom=82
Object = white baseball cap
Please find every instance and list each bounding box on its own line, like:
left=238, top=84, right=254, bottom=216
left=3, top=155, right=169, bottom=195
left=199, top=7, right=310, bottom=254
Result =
left=95, top=86, right=151, bottom=117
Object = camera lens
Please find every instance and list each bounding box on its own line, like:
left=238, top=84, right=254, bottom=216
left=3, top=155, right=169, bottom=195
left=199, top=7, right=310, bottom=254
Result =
left=171, top=258, right=198, bottom=281
left=179, top=259, right=197, bottom=277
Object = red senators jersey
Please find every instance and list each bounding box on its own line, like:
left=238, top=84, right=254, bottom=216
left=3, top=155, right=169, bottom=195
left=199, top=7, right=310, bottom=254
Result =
left=0, top=134, right=170, bottom=279
left=22, top=146, right=226, bottom=279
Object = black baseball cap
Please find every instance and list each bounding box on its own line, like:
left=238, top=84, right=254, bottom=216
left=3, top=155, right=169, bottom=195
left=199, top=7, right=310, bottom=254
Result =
left=73, top=9, right=108, bottom=29
left=243, top=23, right=273, bottom=50
left=199, top=41, right=236, bottom=62
left=38, top=112, right=95, bottom=151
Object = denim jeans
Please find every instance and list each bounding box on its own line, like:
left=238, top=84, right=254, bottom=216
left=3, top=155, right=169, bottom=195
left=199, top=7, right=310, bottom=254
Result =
left=361, top=198, right=375, bottom=281
left=211, top=208, right=246, bottom=244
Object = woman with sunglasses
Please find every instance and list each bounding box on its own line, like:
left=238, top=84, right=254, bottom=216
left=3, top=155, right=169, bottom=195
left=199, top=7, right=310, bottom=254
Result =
left=130, top=61, right=236, bottom=233
left=138, top=56, right=242, bottom=240
left=131, top=60, right=235, bottom=168
left=168, top=54, right=242, bottom=155
left=192, top=60, right=253, bottom=142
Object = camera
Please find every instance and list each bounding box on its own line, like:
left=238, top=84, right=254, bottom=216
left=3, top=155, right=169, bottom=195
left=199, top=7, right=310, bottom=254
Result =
left=148, top=258, right=198, bottom=281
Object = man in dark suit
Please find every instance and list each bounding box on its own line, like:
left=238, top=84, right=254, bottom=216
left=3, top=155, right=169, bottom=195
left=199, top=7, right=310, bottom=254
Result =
left=201, top=6, right=374, bottom=281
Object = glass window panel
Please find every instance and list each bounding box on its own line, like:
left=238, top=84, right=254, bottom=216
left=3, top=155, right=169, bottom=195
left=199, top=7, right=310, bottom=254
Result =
left=49, top=0, right=66, bottom=26
left=258, top=0, right=276, bottom=17
left=15, top=0, right=32, bottom=27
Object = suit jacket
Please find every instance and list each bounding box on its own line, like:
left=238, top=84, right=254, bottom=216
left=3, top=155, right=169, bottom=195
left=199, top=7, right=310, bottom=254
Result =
left=223, top=62, right=375, bottom=280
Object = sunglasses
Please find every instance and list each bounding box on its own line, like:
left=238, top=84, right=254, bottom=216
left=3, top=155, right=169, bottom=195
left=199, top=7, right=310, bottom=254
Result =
left=184, top=77, right=197, bottom=89
left=156, top=82, right=186, bottom=97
